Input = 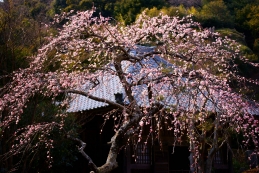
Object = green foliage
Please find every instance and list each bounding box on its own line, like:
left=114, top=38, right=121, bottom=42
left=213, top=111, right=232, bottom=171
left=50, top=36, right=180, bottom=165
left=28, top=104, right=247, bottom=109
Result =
left=51, top=0, right=67, bottom=14
left=144, top=5, right=188, bottom=18
left=47, top=0, right=167, bottom=21
left=234, top=4, right=259, bottom=57
left=216, top=28, right=259, bottom=61
left=78, top=0, right=93, bottom=11
left=199, top=0, right=234, bottom=28
left=224, top=0, right=258, bottom=15
left=201, top=0, right=216, bottom=6
left=216, top=28, right=246, bottom=45
left=161, top=5, right=188, bottom=17
left=236, top=4, right=259, bottom=38
left=111, top=0, right=167, bottom=24
left=113, top=0, right=144, bottom=24
left=253, top=38, right=259, bottom=54
left=28, top=1, right=47, bottom=19
left=64, top=4, right=80, bottom=12
left=197, top=119, right=214, bottom=131
left=66, top=0, right=79, bottom=5
left=187, top=6, right=199, bottom=16
left=0, top=5, right=46, bottom=86
left=144, top=7, right=160, bottom=17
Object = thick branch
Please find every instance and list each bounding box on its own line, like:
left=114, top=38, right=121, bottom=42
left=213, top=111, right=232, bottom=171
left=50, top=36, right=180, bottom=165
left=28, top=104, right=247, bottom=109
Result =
left=113, top=58, right=141, bottom=113
left=65, top=89, right=129, bottom=113
left=96, top=103, right=164, bottom=173
left=139, top=50, right=196, bottom=63
left=96, top=112, right=143, bottom=172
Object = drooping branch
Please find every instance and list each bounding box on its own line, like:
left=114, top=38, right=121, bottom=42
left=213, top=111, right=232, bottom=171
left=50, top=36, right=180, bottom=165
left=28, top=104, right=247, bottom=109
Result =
left=67, top=135, right=99, bottom=173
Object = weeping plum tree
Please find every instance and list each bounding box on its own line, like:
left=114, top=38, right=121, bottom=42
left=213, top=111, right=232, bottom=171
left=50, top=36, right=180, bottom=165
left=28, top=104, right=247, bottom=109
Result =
left=0, top=8, right=259, bottom=173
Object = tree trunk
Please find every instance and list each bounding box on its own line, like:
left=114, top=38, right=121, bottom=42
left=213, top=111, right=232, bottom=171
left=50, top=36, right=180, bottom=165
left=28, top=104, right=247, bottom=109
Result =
left=189, top=151, right=195, bottom=173
left=205, top=156, right=213, bottom=173
left=205, top=147, right=216, bottom=173
left=94, top=134, right=120, bottom=173
left=189, top=118, right=196, bottom=173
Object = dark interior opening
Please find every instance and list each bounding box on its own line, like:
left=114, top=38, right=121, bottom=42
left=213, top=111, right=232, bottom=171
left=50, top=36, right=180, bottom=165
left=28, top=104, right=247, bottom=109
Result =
left=168, top=146, right=190, bottom=171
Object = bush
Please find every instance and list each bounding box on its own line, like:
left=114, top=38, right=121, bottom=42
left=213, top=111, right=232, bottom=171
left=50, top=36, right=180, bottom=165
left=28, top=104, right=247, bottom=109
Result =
left=200, top=0, right=234, bottom=28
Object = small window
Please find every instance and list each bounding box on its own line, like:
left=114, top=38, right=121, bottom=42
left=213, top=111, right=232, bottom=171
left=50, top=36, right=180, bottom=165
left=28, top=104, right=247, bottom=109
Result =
left=132, top=143, right=151, bottom=164
left=114, top=93, right=123, bottom=104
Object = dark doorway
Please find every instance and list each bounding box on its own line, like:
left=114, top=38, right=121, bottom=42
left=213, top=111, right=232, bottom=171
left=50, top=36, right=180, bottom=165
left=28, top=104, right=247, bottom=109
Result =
left=168, top=146, right=190, bottom=172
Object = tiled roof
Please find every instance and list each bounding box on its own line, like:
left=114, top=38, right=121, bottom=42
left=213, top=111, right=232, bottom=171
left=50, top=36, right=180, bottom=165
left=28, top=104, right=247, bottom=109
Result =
left=68, top=74, right=124, bottom=112
left=67, top=46, right=173, bottom=112
left=67, top=46, right=259, bottom=115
